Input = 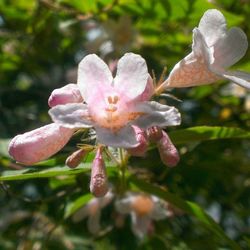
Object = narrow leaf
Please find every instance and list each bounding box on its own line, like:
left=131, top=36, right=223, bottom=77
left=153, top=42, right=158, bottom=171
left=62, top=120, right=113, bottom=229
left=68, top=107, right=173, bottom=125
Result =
left=64, top=193, right=93, bottom=219
left=0, top=164, right=116, bottom=181
left=169, top=126, right=250, bottom=145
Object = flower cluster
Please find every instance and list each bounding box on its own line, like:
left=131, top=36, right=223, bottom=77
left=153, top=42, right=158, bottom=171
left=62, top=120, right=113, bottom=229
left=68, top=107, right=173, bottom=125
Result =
left=8, top=9, right=250, bottom=199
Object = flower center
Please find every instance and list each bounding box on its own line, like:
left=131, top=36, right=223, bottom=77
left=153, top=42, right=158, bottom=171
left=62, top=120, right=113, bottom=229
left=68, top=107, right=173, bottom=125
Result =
left=131, top=195, right=154, bottom=216
left=88, top=91, right=143, bottom=132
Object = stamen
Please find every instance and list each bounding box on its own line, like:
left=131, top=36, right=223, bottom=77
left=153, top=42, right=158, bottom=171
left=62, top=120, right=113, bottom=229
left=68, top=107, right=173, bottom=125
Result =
left=108, top=96, right=113, bottom=104
left=113, top=95, right=119, bottom=104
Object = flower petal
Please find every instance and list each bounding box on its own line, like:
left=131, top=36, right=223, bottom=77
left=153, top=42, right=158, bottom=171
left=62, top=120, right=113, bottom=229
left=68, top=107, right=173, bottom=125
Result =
left=48, top=83, right=83, bottom=108
left=198, top=9, right=227, bottom=47
left=131, top=212, right=151, bottom=238
left=115, top=197, right=133, bottom=214
left=99, top=191, right=114, bottom=208
left=127, top=126, right=148, bottom=157
left=135, top=75, right=154, bottom=102
left=133, top=101, right=181, bottom=129
left=192, top=28, right=212, bottom=63
left=151, top=196, right=170, bottom=220
left=221, top=70, right=250, bottom=89
left=114, top=53, right=149, bottom=100
left=87, top=210, right=101, bottom=234
left=8, top=123, right=74, bottom=165
left=95, top=125, right=138, bottom=148
left=212, top=27, right=248, bottom=69
left=165, top=29, right=221, bottom=88
left=77, top=54, right=113, bottom=102
left=49, top=103, right=93, bottom=129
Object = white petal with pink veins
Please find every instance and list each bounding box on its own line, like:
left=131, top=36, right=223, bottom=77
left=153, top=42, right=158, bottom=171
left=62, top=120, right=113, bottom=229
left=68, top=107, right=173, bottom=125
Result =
left=77, top=54, right=113, bottom=102
left=114, top=53, right=149, bottom=100
left=95, top=125, right=138, bottom=148
left=49, top=103, right=93, bottom=128
left=212, top=27, right=248, bottom=69
left=198, top=9, right=227, bottom=47
left=222, top=70, right=250, bottom=89
left=133, top=101, right=181, bottom=129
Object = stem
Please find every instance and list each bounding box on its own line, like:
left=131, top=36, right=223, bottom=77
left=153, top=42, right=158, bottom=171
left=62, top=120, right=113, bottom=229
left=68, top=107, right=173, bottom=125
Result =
left=118, top=148, right=129, bottom=194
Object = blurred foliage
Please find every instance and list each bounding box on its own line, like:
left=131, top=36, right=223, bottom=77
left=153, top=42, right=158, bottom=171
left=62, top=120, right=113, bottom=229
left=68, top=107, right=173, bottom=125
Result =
left=0, top=0, right=250, bottom=249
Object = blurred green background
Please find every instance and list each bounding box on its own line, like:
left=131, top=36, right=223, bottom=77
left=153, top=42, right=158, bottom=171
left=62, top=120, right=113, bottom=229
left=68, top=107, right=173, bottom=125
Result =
left=0, top=0, right=250, bottom=249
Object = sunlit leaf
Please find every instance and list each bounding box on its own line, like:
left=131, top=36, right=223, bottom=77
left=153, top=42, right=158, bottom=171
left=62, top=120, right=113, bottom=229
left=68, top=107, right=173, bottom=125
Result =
left=169, top=126, right=250, bottom=145
left=0, top=139, right=10, bottom=157
left=0, top=163, right=116, bottom=181
left=64, top=193, right=93, bottom=218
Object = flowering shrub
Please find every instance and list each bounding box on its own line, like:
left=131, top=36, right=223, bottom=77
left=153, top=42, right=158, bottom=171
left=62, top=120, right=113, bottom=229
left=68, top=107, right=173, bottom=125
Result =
left=2, top=6, right=250, bottom=249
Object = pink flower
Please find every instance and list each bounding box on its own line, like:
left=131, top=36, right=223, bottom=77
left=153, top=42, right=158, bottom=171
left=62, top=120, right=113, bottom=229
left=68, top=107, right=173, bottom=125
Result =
left=163, top=9, right=250, bottom=89
left=8, top=123, right=74, bottom=165
left=49, top=53, right=181, bottom=148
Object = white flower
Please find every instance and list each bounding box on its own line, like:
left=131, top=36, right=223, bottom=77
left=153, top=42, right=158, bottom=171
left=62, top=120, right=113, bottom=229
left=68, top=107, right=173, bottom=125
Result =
left=115, top=193, right=172, bottom=238
left=72, top=191, right=114, bottom=234
left=164, top=9, right=250, bottom=89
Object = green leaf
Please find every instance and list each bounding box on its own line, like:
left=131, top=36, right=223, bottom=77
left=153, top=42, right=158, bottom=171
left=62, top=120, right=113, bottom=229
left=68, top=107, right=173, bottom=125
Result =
left=0, top=139, right=11, bottom=157
left=0, top=163, right=116, bottom=181
left=169, top=126, right=250, bottom=145
left=64, top=193, right=93, bottom=218
left=129, top=177, right=241, bottom=250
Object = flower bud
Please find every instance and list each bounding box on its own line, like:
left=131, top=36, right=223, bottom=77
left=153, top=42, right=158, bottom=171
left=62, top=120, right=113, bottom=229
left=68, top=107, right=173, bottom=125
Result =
left=147, top=126, right=163, bottom=143
left=90, top=148, right=108, bottom=197
left=66, top=148, right=88, bottom=168
left=127, top=126, right=148, bottom=157
left=48, top=83, right=83, bottom=107
left=8, top=123, right=74, bottom=165
left=157, top=131, right=179, bottom=167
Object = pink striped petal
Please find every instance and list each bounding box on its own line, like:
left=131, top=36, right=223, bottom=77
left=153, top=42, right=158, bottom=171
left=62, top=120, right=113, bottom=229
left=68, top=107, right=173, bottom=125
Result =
left=8, top=123, right=74, bottom=165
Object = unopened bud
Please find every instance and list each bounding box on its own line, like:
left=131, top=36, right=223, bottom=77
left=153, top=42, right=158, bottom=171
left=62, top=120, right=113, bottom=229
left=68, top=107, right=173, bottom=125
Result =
left=48, top=83, right=83, bottom=107
left=90, top=148, right=108, bottom=197
left=8, top=123, right=74, bottom=165
left=127, top=126, right=148, bottom=157
left=66, top=148, right=88, bottom=168
left=157, top=131, right=179, bottom=167
left=147, top=126, right=163, bottom=142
